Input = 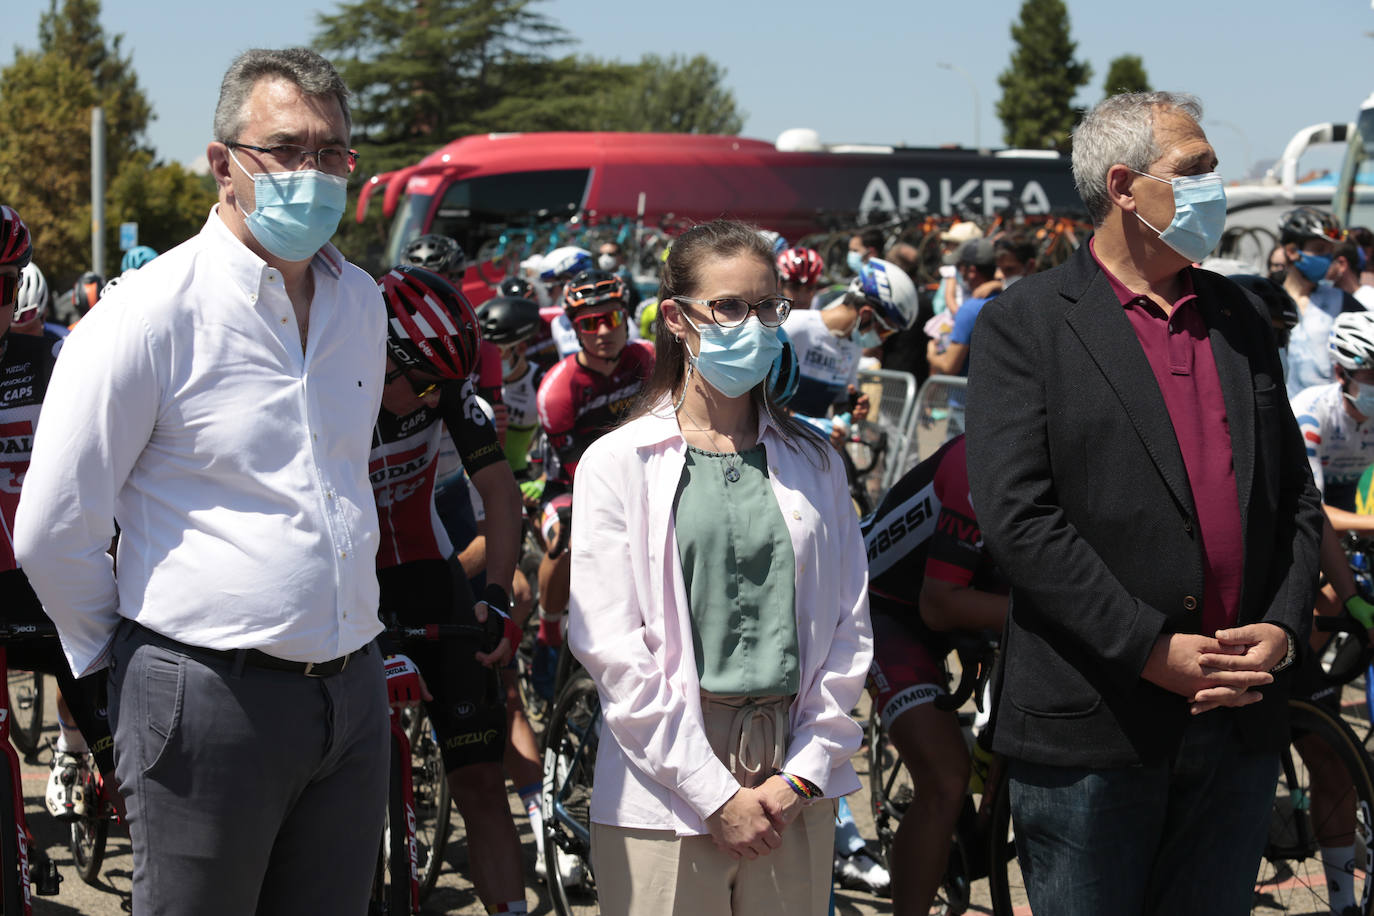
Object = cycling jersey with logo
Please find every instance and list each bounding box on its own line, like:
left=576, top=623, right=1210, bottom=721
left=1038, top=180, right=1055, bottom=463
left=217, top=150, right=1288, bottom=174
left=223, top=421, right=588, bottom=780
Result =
left=1291, top=381, right=1374, bottom=510
left=502, top=361, right=546, bottom=472
left=0, top=333, right=56, bottom=572
left=783, top=308, right=860, bottom=419
left=371, top=377, right=504, bottom=569
left=862, top=435, right=999, bottom=629
left=536, top=340, right=654, bottom=484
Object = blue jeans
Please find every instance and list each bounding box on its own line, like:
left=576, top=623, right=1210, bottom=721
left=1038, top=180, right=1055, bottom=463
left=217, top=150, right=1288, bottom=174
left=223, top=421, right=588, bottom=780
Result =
left=1009, top=711, right=1279, bottom=916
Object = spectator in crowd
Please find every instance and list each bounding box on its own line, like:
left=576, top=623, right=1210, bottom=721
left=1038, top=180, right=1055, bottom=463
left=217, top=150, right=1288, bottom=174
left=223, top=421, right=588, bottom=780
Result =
left=927, top=238, right=998, bottom=378
left=569, top=219, right=871, bottom=916
left=847, top=227, right=884, bottom=274
left=1277, top=207, right=1352, bottom=396
left=994, top=232, right=1038, bottom=287
left=1348, top=226, right=1374, bottom=290
left=15, top=48, right=391, bottom=914
left=1328, top=238, right=1374, bottom=310
left=965, top=90, right=1322, bottom=915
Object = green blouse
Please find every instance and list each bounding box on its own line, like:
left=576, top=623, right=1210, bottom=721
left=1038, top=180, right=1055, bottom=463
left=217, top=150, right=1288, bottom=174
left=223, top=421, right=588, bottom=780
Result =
left=673, top=443, right=799, bottom=696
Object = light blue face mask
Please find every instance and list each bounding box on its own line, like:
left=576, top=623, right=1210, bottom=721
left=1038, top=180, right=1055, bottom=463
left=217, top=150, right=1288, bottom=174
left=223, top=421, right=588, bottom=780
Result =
left=846, top=250, right=865, bottom=274
left=1348, top=379, right=1374, bottom=417
left=681, top=313, right=783, bottom=399
left=230, top=150, right=348, bottom=262
left=850, top=313, right=884, bottom=349
left=1131, top=170, right=1227, bottom=264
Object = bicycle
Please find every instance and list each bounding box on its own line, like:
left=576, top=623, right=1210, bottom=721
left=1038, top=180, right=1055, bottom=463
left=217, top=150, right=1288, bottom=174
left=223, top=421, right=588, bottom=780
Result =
left=539, top=654, right=597, bottom=916
left=0, top=622, right=63, bottom=913
left=5, top=671, right=44, bottom=760
left=370, top=622, right=497, bottom=916
left=866, top=630, right=1024, bottom=915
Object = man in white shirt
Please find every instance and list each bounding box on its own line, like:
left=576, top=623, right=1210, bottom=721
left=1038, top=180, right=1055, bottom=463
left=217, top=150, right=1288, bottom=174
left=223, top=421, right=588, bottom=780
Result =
left=14, top=48, right=389, bottom=915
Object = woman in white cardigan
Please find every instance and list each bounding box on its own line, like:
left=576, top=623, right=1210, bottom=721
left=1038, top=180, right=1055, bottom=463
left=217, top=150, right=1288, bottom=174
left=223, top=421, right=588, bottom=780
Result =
left=567, top=219, right=873, bottom=915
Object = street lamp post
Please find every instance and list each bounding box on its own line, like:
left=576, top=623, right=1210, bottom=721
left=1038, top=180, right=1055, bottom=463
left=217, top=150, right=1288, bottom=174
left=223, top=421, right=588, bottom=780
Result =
left=938, top=61, right=981, bottom=152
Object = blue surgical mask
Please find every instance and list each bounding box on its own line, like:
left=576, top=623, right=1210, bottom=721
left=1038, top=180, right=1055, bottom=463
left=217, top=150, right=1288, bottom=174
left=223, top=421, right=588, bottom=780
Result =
left=851, top=316, right=883, bottom=349
left=1348, top=380, right=1374, bottom=418
left=682, top=313, right=783, bottom=398
left=230, top=150, right=348, bottom=262
left=1296, top=251, right=1333, bottom=285
left=1132, top=170, right=1227, bottom=264
left=846, top=250, right=865, bottom=274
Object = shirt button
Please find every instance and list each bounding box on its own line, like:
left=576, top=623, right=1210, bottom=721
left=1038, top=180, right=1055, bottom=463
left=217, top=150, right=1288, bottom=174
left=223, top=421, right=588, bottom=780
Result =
left=249, top=294, right=257, bottom=303
left=1183, top=595, right=1198, bottom=611
left=1183, top=519, right=1193, bottom=534
left=792, top=510, right=802, bottom=520
left=340, top=550, right=347, bottom=559
left=281, top=317, right=288, bottom=325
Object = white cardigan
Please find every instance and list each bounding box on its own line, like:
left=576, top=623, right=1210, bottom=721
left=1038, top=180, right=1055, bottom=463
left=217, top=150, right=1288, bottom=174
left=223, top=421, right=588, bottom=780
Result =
left=568, top=405, right=872, bottom=835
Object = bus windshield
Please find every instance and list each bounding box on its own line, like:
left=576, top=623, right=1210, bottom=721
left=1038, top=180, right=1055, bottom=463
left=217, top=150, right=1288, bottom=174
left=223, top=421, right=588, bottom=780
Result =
left=1336, top=105, right=1374, bottom=229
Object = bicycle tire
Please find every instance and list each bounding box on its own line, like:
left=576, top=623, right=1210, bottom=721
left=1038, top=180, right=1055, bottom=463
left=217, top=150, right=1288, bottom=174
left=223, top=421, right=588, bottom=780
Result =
left=7, top=671, right=44, bottom=759
left=865, top=710, right=911, bottom=872
left=1253, top=698, right=1374, bottom=915
left=541, top=674, right=599, bottom=916
left=69, top=779, right=108, bottom=886
left=0, top=755, right=24, bottom=915
left=985, top=759, right=1025, bottom=916
left=404, top=707, right=451, bottom=902
left=371, top=736, right=412, bottom=916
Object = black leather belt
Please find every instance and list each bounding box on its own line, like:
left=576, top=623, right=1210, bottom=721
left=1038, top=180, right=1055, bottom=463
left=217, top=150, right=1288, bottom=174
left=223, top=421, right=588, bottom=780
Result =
left=134, top=622, right=367, bottom=677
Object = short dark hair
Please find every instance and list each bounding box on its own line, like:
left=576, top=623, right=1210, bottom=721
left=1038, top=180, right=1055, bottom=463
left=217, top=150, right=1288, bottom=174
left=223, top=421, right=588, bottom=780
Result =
left=1334, top=239, right=1364, bottom=272
left=214, top=48, right=351, bottom=143
left=859, top=228, right=884, bottom=253
left=994, top=233, right=1037, bottom=268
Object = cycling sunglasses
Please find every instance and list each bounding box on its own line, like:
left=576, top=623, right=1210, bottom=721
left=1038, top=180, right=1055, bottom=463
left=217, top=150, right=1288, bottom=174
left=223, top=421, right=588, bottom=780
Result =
left=386, top=365, right=446, bottom=400
left=573, top=310, right=626, bottom=334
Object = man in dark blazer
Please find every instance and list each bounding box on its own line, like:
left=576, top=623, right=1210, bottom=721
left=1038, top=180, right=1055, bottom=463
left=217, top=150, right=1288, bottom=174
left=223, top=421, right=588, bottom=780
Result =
left=966, top=91, right=1323, bottom=915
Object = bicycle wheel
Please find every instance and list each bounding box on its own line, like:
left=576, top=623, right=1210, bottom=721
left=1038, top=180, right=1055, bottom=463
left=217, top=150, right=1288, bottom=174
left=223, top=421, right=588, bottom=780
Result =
left=541, top=674, right=599, bottom=916
left=69, top=772, right=109, bottom=886
left=985, top=759, right=1027, bottom=916
left=0, top=756, right=23, bottom=914
left=405, top=707, right=451, bottom=902
left=371, top=736, right=412, bottom=916
left=865, top=710, right=912, bottom=872
left=1253, top=698, right=1374, bottom=915
left=7, top=670, right=44, bottom=758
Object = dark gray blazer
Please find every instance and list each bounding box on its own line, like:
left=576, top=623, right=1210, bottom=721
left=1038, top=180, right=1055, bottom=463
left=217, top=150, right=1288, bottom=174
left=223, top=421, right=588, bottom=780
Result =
left=965, top=243, right=1323, bottom=767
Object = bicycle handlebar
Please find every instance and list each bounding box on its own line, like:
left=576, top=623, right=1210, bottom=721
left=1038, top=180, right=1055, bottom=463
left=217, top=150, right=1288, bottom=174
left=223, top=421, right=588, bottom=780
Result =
left=0, top=622, right=59, bottom=641
left=934, top=632, right=996, bottom=713
left=382, top=622, right=493, bottom=643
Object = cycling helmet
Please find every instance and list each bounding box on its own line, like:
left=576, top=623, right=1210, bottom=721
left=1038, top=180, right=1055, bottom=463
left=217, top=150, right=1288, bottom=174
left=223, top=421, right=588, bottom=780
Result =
left=402, top=234, right=466, bottom=278
left=758, top=230, right=789, bottom=258
left=848, top=258, right=919, bottom=330
left=777, top=247, right=825, bottom=285
left=498, top=276, right=536, bottom=300
left=378, top=266, right=480, bottom=380
left=0, top=206, right=32, bottom=270
left=562, top=269, right=628, bottom=315
left=767, top=327, right=800, bottom=407
left=1279, top=207, right=1341, bottom=246
left=14, top=263, right=48, bottom=324
left=476, top=296, right=541, bottom=345
left=1229, top=274, right=1298, bottom=331
left=1330, top=311, right=1374, bottom=372
left=120, top=245, right=158, bottom=273
left=71, top=272, right=104, bottom=317
left=539, top=246, right=594, bottom=282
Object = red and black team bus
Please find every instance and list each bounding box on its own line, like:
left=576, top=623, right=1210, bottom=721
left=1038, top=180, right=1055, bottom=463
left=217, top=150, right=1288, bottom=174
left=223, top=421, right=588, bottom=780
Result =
left=357, top=130, right=1080, bottom=283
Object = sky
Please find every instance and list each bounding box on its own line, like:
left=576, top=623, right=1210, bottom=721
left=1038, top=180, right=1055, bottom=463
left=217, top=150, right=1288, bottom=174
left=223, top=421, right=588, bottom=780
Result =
left=8, top=0, right=1374, bottom=186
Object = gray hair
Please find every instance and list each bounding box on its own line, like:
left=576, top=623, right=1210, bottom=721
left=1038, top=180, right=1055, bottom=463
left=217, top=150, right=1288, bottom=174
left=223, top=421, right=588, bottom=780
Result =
left=1071, top=91, right=1203, bottom=225
left=213, top=48, right=351, bottom=144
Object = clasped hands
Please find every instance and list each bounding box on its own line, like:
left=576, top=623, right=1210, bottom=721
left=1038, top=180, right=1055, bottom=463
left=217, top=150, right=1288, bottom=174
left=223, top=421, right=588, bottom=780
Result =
left=1142, top=623, right=1289, bottom=715
left=704, top=775, right=810, bottom=860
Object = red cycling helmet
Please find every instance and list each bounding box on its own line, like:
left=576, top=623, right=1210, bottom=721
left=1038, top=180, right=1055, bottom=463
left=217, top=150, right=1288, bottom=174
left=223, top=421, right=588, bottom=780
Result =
left=378, top=266, right=480, bottom=380
left=776, top=247, right=824, bottom=285
left=0, top=206, right=33, bottom=270
left=562, top=269, right=628, bottom=315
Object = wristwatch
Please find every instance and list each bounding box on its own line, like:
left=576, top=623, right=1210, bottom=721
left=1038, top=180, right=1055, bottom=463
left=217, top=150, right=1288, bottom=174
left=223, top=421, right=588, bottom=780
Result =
left=1269, top=627, right=1297, bottom=673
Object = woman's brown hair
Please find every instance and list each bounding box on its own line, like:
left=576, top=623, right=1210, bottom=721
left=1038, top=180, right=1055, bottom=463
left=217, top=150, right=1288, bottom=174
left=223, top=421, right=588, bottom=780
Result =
left=632, top=219, right=829, bottom=465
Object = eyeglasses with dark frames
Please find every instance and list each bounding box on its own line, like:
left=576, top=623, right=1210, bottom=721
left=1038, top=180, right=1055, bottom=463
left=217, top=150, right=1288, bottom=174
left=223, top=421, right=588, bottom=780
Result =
left=671, top=295, right=792, bottom=329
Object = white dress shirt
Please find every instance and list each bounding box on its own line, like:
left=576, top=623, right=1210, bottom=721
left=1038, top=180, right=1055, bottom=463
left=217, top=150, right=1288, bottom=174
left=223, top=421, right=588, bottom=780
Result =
left=568, top=405, right=872, bottom=835
left=14, top=208, right=387, bottom=675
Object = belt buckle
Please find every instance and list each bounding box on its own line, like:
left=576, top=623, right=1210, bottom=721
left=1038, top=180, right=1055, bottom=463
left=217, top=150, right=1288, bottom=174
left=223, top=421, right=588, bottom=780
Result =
left=303, top=653, right=349, bottom=678
left=303, top=661, right=323, bottom=678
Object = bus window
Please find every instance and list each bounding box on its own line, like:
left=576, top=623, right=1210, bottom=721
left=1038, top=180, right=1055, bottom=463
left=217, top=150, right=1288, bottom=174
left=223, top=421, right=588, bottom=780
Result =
left=383, top=192, right=435, bottom=268
left=427, top=169, right=591, bottom=258
left=1337, top=107, right=1374, bottom=230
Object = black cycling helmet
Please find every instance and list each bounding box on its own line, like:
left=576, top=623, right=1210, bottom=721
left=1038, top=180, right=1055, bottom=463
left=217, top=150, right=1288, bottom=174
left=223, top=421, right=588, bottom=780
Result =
left=562, top=269, right=628, bottom=315
left=71, top=271, right=104, bottom=317
left=402, top=234, right=467, bottom=278
left=476, top=296, right=541, bottom=345
left=377, top=266, right=480, bottom=380
left=498, top=276, right=536, bottom=300
left=1229, top=274, right=1299, bottom=331
left=1279, top=207, right=1341, bottom=246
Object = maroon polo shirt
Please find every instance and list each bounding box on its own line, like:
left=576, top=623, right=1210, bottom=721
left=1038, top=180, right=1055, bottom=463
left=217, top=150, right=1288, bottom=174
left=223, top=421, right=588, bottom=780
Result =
left=1089, top=241, right=1243, bottom=634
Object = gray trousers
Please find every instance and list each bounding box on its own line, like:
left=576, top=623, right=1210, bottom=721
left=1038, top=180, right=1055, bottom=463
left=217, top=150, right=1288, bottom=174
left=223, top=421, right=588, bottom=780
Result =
left=108, top=620, right=389, bottom=916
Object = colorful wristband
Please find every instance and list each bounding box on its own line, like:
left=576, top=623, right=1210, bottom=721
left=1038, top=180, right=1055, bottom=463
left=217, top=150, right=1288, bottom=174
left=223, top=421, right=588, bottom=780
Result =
left=776, top=770, right=820, bottom=800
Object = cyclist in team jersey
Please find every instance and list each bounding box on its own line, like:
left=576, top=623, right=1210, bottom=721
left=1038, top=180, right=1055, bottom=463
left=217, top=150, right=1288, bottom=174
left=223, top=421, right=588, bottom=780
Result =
left=479, top=295, right=547, bottom=476
left=862, top=434, right=1007, bottom=916
left=776, top=246, right=826, bottom=310
left=540, top=246, right=596, bottom=358
left=371, top=266, right=529, bottom=915
left=0, top=207, right=115, bottom=822
left=13, top=263, right=66, bottom=345
left=534, top=269, right=654, bottom=646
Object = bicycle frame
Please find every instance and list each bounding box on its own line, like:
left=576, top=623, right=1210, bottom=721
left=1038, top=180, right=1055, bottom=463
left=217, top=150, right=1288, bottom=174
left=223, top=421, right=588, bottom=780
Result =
left=0, top=644, right=33, bottom=914
left=541, top=696, right=598, bottom=854
left=388, top=707, right=421, bottom=914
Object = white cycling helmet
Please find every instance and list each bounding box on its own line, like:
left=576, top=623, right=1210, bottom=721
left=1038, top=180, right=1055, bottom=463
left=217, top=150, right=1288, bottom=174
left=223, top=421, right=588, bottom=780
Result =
left=539, top=246, right=593, bottom=282
left=848, top=258, right=919, bottom=330
left=1331, top=311, right=1374, bottom=372
left=14, top=262, right=48, bottom=324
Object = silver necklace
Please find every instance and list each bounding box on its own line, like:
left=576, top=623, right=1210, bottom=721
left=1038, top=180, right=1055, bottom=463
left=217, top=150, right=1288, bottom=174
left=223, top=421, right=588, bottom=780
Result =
left=680, top=404, right=746, bottom=483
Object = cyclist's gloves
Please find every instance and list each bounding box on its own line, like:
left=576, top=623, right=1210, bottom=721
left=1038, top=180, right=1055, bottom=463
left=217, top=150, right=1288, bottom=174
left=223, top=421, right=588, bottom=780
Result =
left=519, top=478, right=545, bottom=504
left=383, top=654, right=426, bottom=708
left=547, top=506, right=572, bottom=559
left=1346, top=595, right=1374, bottom=630
left=476, top=582, right=521, bottom=652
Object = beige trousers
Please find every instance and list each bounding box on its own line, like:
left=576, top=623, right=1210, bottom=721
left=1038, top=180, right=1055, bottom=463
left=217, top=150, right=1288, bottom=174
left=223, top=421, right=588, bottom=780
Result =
left=592, top=693, right=837, bottom=916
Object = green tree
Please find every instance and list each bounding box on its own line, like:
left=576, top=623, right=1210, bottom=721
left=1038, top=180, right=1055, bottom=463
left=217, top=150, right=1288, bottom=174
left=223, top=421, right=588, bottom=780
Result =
left=995, top=0, right=1092, bottom=151
left=1102, top=55, right=1151, bottom=96
left=616, top=55, right=744, bottom=135
left=0, top=0, right=215, bottom=291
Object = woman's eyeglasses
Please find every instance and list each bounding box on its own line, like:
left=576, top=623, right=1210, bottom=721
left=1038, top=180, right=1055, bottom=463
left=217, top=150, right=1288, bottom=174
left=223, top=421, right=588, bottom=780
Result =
left=672, top=295, right=791, bottom=329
